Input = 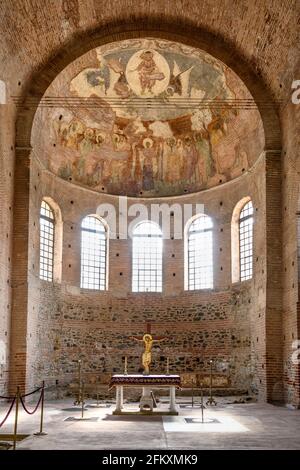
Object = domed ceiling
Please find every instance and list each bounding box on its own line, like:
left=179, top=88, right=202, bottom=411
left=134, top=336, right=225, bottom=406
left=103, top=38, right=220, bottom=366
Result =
left=32, top=38, right=265, bottom=197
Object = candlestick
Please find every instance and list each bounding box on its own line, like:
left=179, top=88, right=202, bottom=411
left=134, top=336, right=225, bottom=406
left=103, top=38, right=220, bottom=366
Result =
left=200, top=382, right=204, bottom=423
left=74, top=359, right=83, bottom=406
left=206, top=359, right=217, bottom=406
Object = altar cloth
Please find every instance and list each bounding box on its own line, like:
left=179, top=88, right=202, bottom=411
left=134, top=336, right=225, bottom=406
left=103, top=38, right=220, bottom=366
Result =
left=109, top=374, right=181, bottom=389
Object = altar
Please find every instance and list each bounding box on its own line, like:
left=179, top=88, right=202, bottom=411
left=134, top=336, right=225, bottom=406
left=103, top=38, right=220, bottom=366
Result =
left=109, top=374, right=181, bottom=415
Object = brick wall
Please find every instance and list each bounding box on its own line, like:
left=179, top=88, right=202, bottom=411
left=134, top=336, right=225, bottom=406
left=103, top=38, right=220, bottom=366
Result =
left=282, top=98, right=300, bottom=408
left=0, top=101, right=15, bottom=395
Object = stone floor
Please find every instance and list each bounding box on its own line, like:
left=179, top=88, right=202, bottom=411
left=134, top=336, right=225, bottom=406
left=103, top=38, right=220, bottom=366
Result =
left=0, top=397, right=300, bottom=450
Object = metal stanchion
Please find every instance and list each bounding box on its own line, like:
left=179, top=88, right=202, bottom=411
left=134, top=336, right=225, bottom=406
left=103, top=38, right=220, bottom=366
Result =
left=191, top=383, right=194, bottom=408
left=34, top=382, right=47, bottom=436
left=13, top=387, right=19, bottom=450
left=76, top=360, right=82, bottom=405
left=96, top=384, right=100, bottom=407
left=206, top=360, right=217, bottom=406
left=81, top=383, right=85, bottom=419
left=200, top=383, right=204, bottom=423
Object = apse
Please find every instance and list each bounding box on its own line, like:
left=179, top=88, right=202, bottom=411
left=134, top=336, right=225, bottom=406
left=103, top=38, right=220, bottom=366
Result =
left=32, top=38, right=265, bottom=198
left=27, top=37, right=267, bottom=402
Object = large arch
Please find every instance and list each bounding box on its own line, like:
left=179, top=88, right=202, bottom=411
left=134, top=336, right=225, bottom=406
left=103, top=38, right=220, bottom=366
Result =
left=15, top=18, right=281, bottom=150
left=9, top=18, right=282, bottom=401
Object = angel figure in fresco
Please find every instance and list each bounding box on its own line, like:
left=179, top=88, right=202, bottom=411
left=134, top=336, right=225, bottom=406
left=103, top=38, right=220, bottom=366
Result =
left=165, top=61, right=193, bottom=97
left=131, top=137, right=162, bottom=190
left=134, top=50, right=165, bottom=94
left=107, top=58, right=132, bottom=98
left=131, top=334, right=166, bottom=375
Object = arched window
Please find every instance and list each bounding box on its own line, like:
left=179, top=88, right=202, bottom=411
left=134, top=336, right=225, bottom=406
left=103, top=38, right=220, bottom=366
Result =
left=0, top=79, right=6, bottom=104
left=231, top=197, right=254, bottom=282
left=239, top=200, right=253, bottom=281
left=80, top=215, right=108, bottom=290
left=186, top=214, right=213, bottom=290
left=132, top=221, right=163, bottom=292
left=39, top=200, right=55, bottom=281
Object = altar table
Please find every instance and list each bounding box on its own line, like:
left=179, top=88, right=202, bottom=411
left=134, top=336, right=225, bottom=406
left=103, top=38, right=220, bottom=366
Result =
left=109, top=374, right=181, bottom=415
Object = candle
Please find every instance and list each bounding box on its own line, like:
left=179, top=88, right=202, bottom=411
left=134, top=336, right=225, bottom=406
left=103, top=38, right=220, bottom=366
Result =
left=124, top=356, right=128, bottom=375
left=166, top=357, right=170, bottom=375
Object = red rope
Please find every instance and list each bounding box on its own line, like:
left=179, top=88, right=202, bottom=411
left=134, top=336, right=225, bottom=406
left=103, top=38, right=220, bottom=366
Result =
left=20, top=386, right=43, bottom=398
left=0, top=385, right=42, bottom=400
left=20, top=389, right=43, bottom=415
left=0, top=397, right=16, bottom=428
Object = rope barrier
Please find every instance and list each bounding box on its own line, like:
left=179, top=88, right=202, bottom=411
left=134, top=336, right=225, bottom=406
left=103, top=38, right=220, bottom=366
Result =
left=0, top=394, right=16, bottom=400
left=0, top=396, right=16, bottom=428
left=20, top=386, right=43, bottom=398
left=20, top=389, right=43, bottom=415
left=0, top=385, right=43, bottom=400
left=0, top=382, right=47, bottom=448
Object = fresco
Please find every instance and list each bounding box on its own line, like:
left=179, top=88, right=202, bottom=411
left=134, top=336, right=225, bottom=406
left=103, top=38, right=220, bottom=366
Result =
left=33, top=38, right=265, bottom=197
